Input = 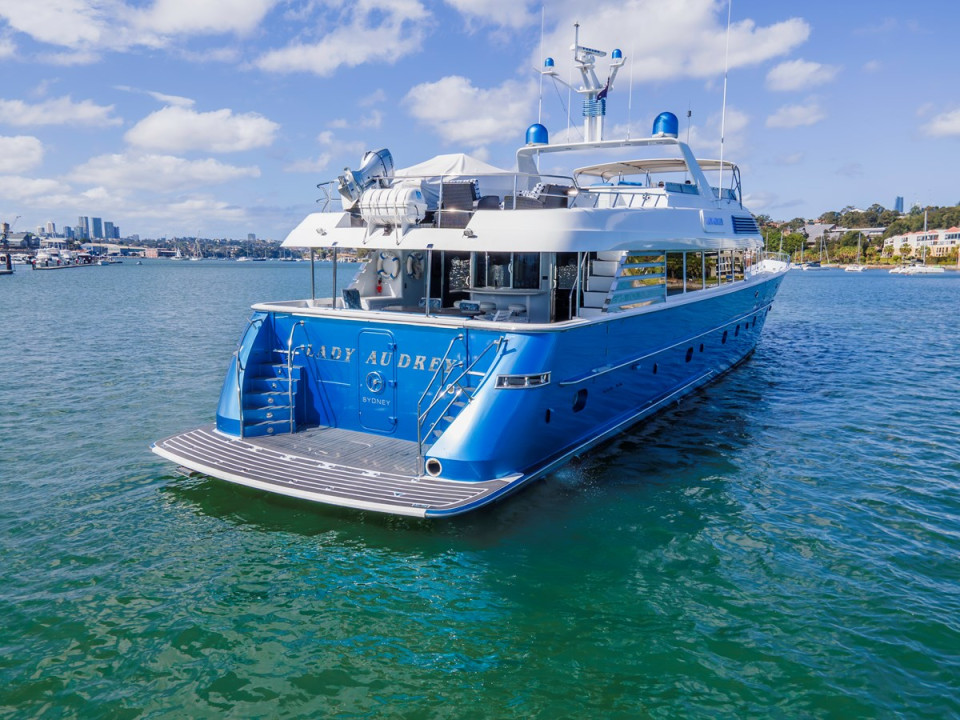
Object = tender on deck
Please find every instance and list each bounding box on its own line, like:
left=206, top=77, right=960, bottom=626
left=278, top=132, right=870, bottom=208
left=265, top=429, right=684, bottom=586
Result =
left=151, top=425, right=522, bottom=517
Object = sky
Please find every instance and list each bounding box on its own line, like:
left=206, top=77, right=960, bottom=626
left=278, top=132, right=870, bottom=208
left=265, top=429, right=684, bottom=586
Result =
left=0, top=0, right=958, bottom=240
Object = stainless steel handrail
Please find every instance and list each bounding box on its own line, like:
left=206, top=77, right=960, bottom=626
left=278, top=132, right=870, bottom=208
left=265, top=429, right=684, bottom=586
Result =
left=234, top=316, right=265, bottom=439
left=285, top=320, right=311, bottom=433
left=416, top=335, right=505, bottom=475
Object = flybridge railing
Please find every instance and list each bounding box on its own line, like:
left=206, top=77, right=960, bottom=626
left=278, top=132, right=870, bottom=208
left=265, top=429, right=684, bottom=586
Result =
left=315, top=167, right=743, bottom=218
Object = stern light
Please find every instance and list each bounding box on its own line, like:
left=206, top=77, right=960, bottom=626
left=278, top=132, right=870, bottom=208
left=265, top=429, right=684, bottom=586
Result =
left=526, top=123, right=549, bottom=146
left=652, top=111, right=679, bottom=138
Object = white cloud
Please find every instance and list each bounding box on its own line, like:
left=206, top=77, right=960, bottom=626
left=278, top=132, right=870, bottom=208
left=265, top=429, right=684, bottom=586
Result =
left=766, top=102, right=824, bottom=128
left=284, top=154, right=332, bottom=173
left=444, top=0, right=537, bottom=30
left=0, top=135, right=44, bottom=173
left=359, top=89, right=387, bottom=107
left=404, top=76, right=535, bottom=148
left=862, top=59, right=881, bottom=73
left=132, top=0, right=276, bottom=36
left=256, top=0, right=429, bottom=75
left=329, top=109, right=382, bottom=130
left=0, top=175, right=68, bottom=199
left=124, top=106, right=280, bottom=153
left=923, top=109, right=960, bottom=137
left=0, top=36, right=16, bottom=58
left=0, top=95, right=122, bottom=127
left=0, top=0, right=114, bottom=48
left=73, top=152, right=260, bottom=191
left=685, top=108, right=750, bottom=155
left=534, top=0, right=809, bottom=85
left=116, top=85, right=195, bottom=107
left=766, top=59, right=838, bottom=91
left=38, top=49, right=101, bottom=65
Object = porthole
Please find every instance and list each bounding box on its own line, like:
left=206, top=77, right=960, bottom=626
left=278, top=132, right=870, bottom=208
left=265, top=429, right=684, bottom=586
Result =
left=722, top=330, right=728, bottom=344
left=752, top=316, right=757, bottom=327
left=735, top=325, right=740, bottom=337
left=652, top=363, right=658, bottom=375
left=699, top=343, right=704, bottom=353
left=685, top=347, right=693, bottom=363
left=545, top=408, right=552, bottom=423
left=572, top=389, right=588, bottom=412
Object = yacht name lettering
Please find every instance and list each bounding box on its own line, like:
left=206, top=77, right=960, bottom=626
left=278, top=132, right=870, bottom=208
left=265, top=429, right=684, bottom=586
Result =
left=312, top=345, right=355, bottom=362
left=362, top=397, right=391, bottom=406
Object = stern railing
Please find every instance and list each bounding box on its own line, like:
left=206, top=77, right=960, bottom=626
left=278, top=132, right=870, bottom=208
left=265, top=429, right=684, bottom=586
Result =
left=416, top=334, right=505, bottom=475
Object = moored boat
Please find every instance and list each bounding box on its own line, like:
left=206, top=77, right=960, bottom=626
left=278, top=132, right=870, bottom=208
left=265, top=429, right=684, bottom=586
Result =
left=152, top=33, right=789, bottom=517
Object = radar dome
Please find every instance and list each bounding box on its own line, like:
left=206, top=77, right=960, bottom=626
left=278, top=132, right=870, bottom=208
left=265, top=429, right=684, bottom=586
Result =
left=652, top=112, right=679, bottom=138
left=526, top=123, right=549, bottom=146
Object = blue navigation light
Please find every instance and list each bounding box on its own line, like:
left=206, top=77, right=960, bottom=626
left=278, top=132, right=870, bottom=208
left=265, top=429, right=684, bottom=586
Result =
left=652, top=111, right=679, bottom=138
left=544, top=57, right=555, bottom=68
left=526, top=123, right=549, bottom=145
left=612, top=48, right=622, bottom=59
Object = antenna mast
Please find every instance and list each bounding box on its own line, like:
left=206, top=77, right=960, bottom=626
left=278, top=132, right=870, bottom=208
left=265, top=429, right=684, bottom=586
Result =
left=718, top=0, right=732, bottom=198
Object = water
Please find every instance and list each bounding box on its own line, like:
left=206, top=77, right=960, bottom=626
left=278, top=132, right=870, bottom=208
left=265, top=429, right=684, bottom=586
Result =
left=1, top=262, right=958, bottom=718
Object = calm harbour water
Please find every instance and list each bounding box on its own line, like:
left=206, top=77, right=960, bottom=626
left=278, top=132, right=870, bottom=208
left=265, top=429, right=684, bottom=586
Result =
left=1, top=261, right=958, bottom=719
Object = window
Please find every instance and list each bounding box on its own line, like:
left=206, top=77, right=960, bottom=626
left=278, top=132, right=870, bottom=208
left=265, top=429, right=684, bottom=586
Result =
left=704, top=252, right=720, bottom=287
left=572, top=389, right=588, bottom=412
left=666, top=252, right=685, bottom=295
left=685, top=252, right=704, bottom=292
left=685, top=347, right=693, bottom=362
left=474, top=252, right=539, bottom=289
left=513, top=253, right=540, bottom=289
left=722, top=330, right=728, bottom=344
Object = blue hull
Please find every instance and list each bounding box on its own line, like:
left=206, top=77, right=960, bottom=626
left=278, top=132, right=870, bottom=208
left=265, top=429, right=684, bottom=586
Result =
left=199, top=272, right=783, bottom=515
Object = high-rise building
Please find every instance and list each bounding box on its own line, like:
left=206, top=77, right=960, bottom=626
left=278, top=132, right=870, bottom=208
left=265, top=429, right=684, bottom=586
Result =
left=92, top=217, right=103, bottom=239
left=64, top=226, right=74, bottom=239
left=894, top=196, right=904, bottom=214
left=247, top=233, right=256, bottom=241
left=77, top=216, right=90, bottom=240
left=45, top=221, right=56, bottom=235
left=104, top=221, right=115, bottom=239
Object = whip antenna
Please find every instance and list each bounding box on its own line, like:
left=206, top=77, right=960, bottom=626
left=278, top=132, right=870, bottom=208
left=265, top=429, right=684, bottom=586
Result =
left=718, top=0, right=732, bottom=198
left=538, top=6, right=545, bottom=123
left=627, top=44, right=635, bottom=139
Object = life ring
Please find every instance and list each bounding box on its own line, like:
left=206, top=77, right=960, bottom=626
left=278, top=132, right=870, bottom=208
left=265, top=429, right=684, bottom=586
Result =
left=376, top=251, right=400, bottom=280
left=406, top=252, right=424, bottom=279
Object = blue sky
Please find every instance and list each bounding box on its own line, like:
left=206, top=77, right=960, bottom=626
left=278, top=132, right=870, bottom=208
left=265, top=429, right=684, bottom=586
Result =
left=0, top=0, right=957, bottom=240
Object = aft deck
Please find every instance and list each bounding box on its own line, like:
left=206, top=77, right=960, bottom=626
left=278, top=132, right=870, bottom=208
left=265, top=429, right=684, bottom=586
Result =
left=152, top=425, right=522, bottom=517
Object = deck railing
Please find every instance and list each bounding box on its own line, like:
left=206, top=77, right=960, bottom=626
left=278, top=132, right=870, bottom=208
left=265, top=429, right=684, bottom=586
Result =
left=416, top=334, right=505, bottom=476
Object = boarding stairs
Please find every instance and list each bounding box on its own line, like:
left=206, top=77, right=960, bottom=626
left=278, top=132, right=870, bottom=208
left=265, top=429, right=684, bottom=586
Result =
left=579, top=251, right=623, bottom=317
left=237, top=320, right=311, bottom=438
left=416, top=334, right=505, bottom=470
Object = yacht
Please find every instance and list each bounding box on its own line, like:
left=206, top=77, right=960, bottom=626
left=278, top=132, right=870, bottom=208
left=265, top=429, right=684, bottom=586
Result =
left=152, top=33, right=789, bottom=517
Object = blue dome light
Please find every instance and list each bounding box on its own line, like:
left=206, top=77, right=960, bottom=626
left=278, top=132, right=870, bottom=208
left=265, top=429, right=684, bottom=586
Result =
left=652, top=112, right=679, bottom=138
left=526, top=123, right=549, bottom=146
left=611, top=48, right=622, bottom=59
left=544, top=57, right=555, bottom=68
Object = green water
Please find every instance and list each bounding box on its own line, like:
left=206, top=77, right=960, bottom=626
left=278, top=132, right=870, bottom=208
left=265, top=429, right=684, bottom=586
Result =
left=1, top=262, right=958, bottom=718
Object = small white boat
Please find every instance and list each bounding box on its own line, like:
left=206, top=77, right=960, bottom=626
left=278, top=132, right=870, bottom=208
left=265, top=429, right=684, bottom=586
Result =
left=845, top=233, right=866, bottom=272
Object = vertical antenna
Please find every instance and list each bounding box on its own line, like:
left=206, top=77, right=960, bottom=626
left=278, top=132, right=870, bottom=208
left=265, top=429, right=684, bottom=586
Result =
left=627, top=44, right=635, bottom=139
left=538, top=6, right=545, bottom=123
left=686, top=106, right=692, bottom=144
left=718, top=0, right=732, bottom=198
